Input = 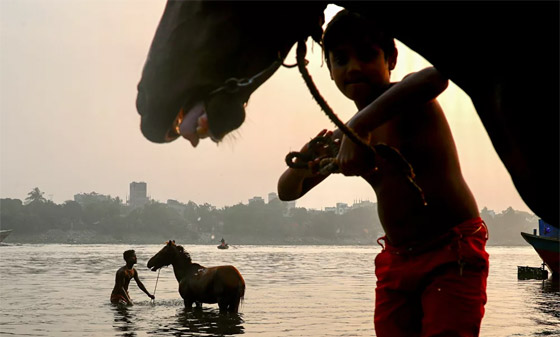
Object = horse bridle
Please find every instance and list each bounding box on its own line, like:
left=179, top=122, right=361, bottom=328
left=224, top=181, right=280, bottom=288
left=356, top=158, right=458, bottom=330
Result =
left=204, top=39, right=427, bottom=206
left=208, top=56, right=284, bottom=97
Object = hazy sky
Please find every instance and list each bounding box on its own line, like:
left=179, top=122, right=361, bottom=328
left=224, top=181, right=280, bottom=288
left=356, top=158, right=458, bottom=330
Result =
left=0, top=1, right=531, bottom=213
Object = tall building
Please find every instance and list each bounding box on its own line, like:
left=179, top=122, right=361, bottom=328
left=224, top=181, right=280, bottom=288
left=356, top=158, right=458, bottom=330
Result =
left=128, top=181, right=149, bottom=208
left=284, top=200, right=296, bottom=209
left=268, top=192, right=279, bottom=204
left=336, top=202, right=349, bottom=215
left=248, top=196, right=265, bottom=205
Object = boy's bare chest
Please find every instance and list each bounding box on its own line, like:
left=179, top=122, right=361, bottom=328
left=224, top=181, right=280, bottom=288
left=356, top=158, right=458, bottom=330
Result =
left=369, top=119, right=406, bottom=147
left=368, top=111, right=432, bottom=151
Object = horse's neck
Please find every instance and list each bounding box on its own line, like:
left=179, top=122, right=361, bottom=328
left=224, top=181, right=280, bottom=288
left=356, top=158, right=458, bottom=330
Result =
left=171, top=257, right=200, bottom=281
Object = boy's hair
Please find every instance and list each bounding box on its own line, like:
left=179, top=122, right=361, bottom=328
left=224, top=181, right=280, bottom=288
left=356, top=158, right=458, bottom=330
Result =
left=123, top=249, right=135, bottom=261
left=323, top=9, right=396, bottom=68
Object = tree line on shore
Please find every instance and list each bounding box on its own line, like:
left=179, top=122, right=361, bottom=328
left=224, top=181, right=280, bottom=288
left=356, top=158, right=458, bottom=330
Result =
left=0, top=188, right=538, bottom=245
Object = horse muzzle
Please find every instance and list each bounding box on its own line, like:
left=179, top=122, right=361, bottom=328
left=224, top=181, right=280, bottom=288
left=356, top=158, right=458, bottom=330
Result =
left=147, top=259, right=162, bottom=271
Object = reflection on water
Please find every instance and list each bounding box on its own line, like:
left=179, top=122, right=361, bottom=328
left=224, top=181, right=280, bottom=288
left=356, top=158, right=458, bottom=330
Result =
left=154, top=307, right=245, bottom=336
left=533, top=279, right=560, bottom=328
left=112, top=305, right=137, bottom=337
left=110, top=299, right=245, bottom=337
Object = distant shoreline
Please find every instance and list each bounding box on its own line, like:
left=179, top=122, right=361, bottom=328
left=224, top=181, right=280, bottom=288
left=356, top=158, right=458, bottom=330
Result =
left=3, top=229, right=529, bottom=246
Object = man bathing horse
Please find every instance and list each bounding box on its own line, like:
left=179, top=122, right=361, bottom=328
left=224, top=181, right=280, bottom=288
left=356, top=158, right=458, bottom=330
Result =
left=110, top=249, right=155, bottom=306
left=147, top=240, right=245, bottom=313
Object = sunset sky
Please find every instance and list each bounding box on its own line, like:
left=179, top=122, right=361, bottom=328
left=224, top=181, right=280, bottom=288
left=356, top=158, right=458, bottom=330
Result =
left=0, top=1, right=531, bottom=214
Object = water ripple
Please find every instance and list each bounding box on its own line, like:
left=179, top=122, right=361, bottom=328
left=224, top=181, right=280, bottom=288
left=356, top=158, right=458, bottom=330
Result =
left=0, top=245, right=558, bottom=336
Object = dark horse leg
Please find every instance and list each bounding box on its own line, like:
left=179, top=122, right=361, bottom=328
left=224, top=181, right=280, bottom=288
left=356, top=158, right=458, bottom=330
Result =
left=218, top=295, right=241, bottom=313
left=229, top=294, right=241, bottom=313
left=184, top=299, right=194, bottom=310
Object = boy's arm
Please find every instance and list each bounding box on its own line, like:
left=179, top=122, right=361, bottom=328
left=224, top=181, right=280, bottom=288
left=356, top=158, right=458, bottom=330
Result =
left=337, top=67, right=448, bottom=176
left=278, top=129, right=338, bottom=201
left=278, top=165, right=328, bottom=201
left=348, top=67, right=448, bottom=136
left=133, top=269, right=155, bottom=299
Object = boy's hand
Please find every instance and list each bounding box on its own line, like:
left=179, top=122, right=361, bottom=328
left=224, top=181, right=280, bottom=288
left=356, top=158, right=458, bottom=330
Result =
left=149, top=294, right=155, bottom=300
left=287, top=129, right=339, bottom=176
left=307, top=129, right=339, bottom=174
left=336, top=134, right=376, bottom=177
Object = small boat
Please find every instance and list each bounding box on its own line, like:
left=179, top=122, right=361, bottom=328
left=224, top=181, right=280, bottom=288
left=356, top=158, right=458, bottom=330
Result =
left=217, top=238, right=229, bottom=249
left=0, top=229, right=13, bottom=243
left=521, top=219, right=559, bottom=278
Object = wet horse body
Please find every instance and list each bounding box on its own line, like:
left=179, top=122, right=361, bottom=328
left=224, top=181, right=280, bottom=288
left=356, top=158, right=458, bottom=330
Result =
left=147, top=241, right=245, bottom=312
left=136, top=1, right=559, bottom=227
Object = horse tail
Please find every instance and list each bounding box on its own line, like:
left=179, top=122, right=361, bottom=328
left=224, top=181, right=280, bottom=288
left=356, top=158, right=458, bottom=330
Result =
left=239, top=281, right=245, bottom=298
left=238, top=278, right=245, bottom=309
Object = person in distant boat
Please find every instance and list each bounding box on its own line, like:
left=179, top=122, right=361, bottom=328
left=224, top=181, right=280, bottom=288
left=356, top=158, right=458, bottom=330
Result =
left=110, top=249, right=154, bottom=305
left=219, top=238, right=228, bottom=249
left=278, top=10, right=488, bottom=337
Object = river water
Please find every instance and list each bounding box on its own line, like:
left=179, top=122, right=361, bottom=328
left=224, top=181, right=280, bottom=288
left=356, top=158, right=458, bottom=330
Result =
left=0, top=244, right=558, bottom=337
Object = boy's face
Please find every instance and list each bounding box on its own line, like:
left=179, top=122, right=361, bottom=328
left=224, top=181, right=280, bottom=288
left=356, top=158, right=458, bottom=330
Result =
left=328, top=41, right=395, bottom=106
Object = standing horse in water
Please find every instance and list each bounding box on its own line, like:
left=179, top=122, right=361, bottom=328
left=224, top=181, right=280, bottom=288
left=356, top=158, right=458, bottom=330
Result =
left=147, top=241, right=245, bottom=313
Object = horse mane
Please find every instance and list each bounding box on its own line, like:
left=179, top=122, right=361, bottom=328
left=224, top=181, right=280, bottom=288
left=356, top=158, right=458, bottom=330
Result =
left=176, top=245, right=192, bottom=264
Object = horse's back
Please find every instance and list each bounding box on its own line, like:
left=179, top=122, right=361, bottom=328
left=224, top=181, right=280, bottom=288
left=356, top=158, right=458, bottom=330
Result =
left=215, top=265, right=245, bottom=286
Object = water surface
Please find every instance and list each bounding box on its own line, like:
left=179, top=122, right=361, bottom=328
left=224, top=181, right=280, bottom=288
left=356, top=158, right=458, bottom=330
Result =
left=0, top=244, right=558, bottom=336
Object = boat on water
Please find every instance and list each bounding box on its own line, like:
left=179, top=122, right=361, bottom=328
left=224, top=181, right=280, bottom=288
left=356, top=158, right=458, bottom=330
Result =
left=217, top=238, right=229, bottom=250
left=521, top=219, right=559, bottom=278
left=0, top=229, right=13, bottom=243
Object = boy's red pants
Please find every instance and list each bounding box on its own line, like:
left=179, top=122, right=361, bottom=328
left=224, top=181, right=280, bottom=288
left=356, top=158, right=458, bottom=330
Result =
left=374, top=218, right=489, bottom=337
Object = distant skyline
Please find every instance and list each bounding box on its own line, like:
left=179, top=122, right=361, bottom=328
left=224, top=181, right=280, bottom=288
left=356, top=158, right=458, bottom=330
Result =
left=10, top=182, right=528, bottom=215
left=1, top=1, right=533, bottom=215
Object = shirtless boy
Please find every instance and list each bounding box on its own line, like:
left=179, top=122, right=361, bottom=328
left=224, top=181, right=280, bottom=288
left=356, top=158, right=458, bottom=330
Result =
left=278, top=10, right=489, bottom=337
left=110, top=249, right=155, bottom=305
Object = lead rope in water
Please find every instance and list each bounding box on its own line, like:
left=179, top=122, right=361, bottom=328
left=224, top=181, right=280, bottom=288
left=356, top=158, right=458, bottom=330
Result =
left=152, top=269, right=161, bottom=303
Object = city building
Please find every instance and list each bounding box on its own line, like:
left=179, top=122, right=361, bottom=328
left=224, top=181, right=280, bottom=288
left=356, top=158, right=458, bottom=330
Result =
left=325, top=207, right=337, bottom=213
left=268, top=192, right=279, bottom=204
left=351, top=199, right=375, bottom=209
left=248, top=196, right=265, bottom=205
left=128, top=181, right=149, bottom=208
left=284, top=200, right=296, bottom=209
left=336, top=202, right=349, bottom=215
left=322, top=200, right=375, bottom=215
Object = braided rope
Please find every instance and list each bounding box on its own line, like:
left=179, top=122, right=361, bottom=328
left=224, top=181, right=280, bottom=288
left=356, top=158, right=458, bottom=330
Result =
left=291, top=40, right=427, bottom=206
